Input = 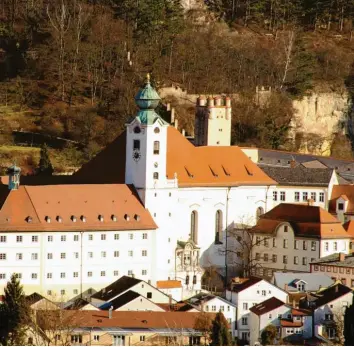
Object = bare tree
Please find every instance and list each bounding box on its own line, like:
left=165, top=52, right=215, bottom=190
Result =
left=280, top=30, right=295, bottom=90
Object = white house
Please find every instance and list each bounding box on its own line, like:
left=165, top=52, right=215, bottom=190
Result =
left=156, top=280, right=183, bottom=301
left=300, top=283, right=353, bottom=341
left=185, top=293, right=237, bottom=338
left=225, top=277, right=288, bottom=341
left=250, top=203, right=351, bottom=278
left=90, top=276, right=175, bottom=306
left=249, top=297, right=312, bottom=345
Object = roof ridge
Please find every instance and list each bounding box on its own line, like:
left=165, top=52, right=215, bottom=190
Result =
left=23, top=186, right=41, bottom=222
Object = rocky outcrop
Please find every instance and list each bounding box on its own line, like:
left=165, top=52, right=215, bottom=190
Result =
left=291, top=93, right=352, bottom=155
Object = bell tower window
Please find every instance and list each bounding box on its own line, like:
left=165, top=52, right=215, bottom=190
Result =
left=133, top=140, right=140, bottom=150
left=190, top=211, right=198, bottom=244
left=153, top=172, right=159, bottom=180
left=153, top=141, right=160, bottom=155
left=215, top=210, right=223, bottom=244
left=134, top=126, right=141, bottom=134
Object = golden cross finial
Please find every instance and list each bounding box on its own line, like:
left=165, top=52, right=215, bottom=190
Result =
left=146, top=73, right=151, bottom=83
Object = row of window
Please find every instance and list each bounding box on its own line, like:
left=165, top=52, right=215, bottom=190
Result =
left=1, top=250, right=149, bottom=261
left=0, top=233, right=148, bottom=243
left=255, top=236, right=317, bottom=251
left=254, top=253, right=315, bottom=265
left=313, top=264, right=354, bottom=275
left=324, top=241, right=344, bottom=252
left=204, top=305, right=232, bottom=312
left=273, top=191, right=324, bottom=202
left=190, top=210, right=223, bottom=245
left=133, top=139, right=160, bottom=155
left=0, top=269, right=148, bottom=281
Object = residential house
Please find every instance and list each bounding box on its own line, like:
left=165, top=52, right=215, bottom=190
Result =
left=272, top=272, right=335, bottom=294
left=310, top=252, right=354, bottom=288
left=156, top=280, right=183, bottom=301
left=90, top=276, right=175, bottom=306
left=249, top=297, right=312, bottom=345
left=26, top=292, right=59, bottom=310
left=185, top=293, right=237, bottom=337
left=28, top=311, right=217, bottom=346
left=225, top=277, right=288, bottom=342
left=99, top=290, right=165, bottom=312
left=259, top=165, right=338, bottom=210
left=300, top=283, right=353, bottom=341
left=250, top=203, right=351, bottom=278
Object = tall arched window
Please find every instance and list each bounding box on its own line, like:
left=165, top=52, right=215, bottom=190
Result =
left=256, top=207, right=264, bottom=221
left=153, top=141, right=160, bottom=155
left=215, top=210, right=223, bottom=244
left=190, top=211, right=198, bottom=244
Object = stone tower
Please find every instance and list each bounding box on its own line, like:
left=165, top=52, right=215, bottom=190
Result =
left=194, top=95, right=232, bottom=146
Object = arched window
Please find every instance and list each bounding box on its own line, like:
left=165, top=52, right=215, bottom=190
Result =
left=215, top=210, right=223, bottom=244
left=153, top=172, right=159, bottom=180
left=193, top=275, right=197, bottom=285
left=153, top=141, right=160, bottom=155
left=256, top=207, right=264, bottom=221
left=190, top=211, right=198, bottom=244
left=185, top=275, right=190, bottom=285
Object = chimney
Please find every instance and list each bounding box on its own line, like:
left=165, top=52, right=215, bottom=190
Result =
left=169, top=295, right=172, bottom=310
left=308, top=199, right=314, bottom=206
left=293, top=298, right=296, bottom=308
left=109, top=306, right=113, bottom=319
left=198, top=95, right=206, bottom=106
left=171, top=107, right=175, bottom=124
left=335, top=285, right=339, bottom=293
left=290, top=160, right=297, bottom=168
left=339, top=253, right=346, bottom=262
left=225, top=96, right=231, bottom=108
left=167, top=103, right=171, bottom=111
left=214, top=96, right=221, bottom=106
left=207, top=96, right=214, bottom=107
left=284, top=284, right=288, bottom=292
left=182, top=129, right=186, bottom=137
left=174, top=118, right=178, bottom=129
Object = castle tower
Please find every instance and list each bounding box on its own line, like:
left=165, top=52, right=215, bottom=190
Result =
left=125, top=74, right=169, bottom=196
left=7, top=164, right=21, bottom=190
left=194, top=95, right=232, bottom=146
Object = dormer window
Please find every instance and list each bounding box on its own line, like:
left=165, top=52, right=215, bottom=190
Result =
left=124, top=214, right=130, bottom=221
left=98, top=215, right=104, bottom=222
left=297, top=282, right=306, bottom=291
left=134, top=214, right=140, bottom=221
left=71, top=216, right=77, bottom=222
left=26, top=216, right=32, bottom=223
left=134, top=126, right=141, bottom=134
left=56, top=216, right=62, bottom=223
left=45, top=216, right=51, bottom=223
left=80, top=215, right=86, bottom=222
left=111, top=214, right=117, bottom=222
left=338, top=203, right=344, bottom=211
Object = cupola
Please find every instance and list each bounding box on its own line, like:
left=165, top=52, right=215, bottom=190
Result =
left=7, top=164, right=21, bottom=190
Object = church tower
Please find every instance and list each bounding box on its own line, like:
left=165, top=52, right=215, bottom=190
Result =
left=194, top=95, right=232, bottom=146
left=125, top=75, right=170, bottom=199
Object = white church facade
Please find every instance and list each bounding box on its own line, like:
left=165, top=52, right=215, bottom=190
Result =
left=0, top=76, right=277, bottom=298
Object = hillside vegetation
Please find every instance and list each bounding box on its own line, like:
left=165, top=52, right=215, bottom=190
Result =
left=1, top=0, right=354, bottom=172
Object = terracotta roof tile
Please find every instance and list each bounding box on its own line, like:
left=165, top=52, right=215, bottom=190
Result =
left=249, top=297, right=285, bottom=316
left=228, top=277, right=263, bottom=293
left=252, top=203, right=349, bottom=239
left=156, top=280, right=182, bottom=289
left=39, top=310, right=216, bottom=330
left=0, top=185, right=156, bottom=232
left=280, top=319, right=303, bottom=327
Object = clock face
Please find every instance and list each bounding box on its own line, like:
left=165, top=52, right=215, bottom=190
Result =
left=133, top=149, right=141, bottom=162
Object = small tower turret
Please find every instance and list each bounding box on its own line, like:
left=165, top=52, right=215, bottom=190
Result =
left=7, top=164, right=21, bottom=190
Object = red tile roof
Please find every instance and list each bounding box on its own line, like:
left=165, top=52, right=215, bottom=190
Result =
left=74, top=127, right=276, bottom=187
left=0, top=184, right=157, bottom=232
left=249, top=297, right=285, bottom=316
left=252, top=203, right=350, bottom=239
left=280, top=319, right=303, bottom=327
left=228, top=277, right=263, bottom=293
left=330, top=185, right=354, bottom=215
left=156, top=280, right=182, bottom=289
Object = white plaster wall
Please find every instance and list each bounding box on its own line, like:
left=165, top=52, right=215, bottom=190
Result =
left=115, top=296, right=165, bottom=312
left=320, top=239, right=350, bottom=258
left=158, top=287, right=183, bottom=302
left=0, top=230, right=154, bottom=297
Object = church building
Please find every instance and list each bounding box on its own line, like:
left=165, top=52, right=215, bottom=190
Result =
left=0, top=76, right=276, bottom=298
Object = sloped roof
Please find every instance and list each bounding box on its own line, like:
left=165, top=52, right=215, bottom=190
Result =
left=91, top=276, right=142, bottom=301
left=228, top=277, right=263, bottom=293
left=259, top=165, right=333, bottom=187
left=42, top=310, right=216, bottom=330
left=329, top=185, right=354, bottom=215
left=166, top=127, right=276, bottom=187
left=252, top=203, right=349, bottom=239
left=65, top=298, right=91, bottom=310
left=273, top=272, right=334, bottom=292
left=0, top=184, right=157, bottom=232
left=344, top=220, right=354, bottom=238
left=156, top=280, right=182, bottom=289
left=26, top=292, right=45, bottom=306
left=249, top=297, right=286, bottom=316
left=74, top=127, right=276, bottom=187
left=311, top=252, right=354, bottom=267
left=100, top=290, right=141, bottom=310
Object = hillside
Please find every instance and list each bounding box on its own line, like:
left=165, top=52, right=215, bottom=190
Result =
left=1, top=0, right=354, bottom=173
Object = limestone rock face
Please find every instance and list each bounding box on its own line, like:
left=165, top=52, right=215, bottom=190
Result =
left=291, top=93, right=352, bottom=155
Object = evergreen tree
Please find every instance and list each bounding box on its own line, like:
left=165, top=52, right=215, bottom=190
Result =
left=210, top=311, right=232, bottom=346
left=0, top=274, right=30, bottom=345
left=344, top=297, right=354, bottom=345
left=261, top=324, right=278, bottom=345
left=37, top=143, right=54, bottom=176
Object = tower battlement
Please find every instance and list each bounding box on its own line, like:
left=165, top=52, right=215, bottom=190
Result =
left=194, top=95, right=232, bottom=146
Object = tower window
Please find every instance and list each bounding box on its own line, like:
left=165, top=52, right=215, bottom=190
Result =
left=191, top=211, right=198, bottom=244
left=154, top=127, right=160, bottom=134
left=133, top=140, right=140, bottom=150
left=134, top=126, right=141, bottom=134
left=215, top=210, right=223, bottom=244
left=153, top=172, right=159, bottom=180
left=153, top=141, right=160, bottom=155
